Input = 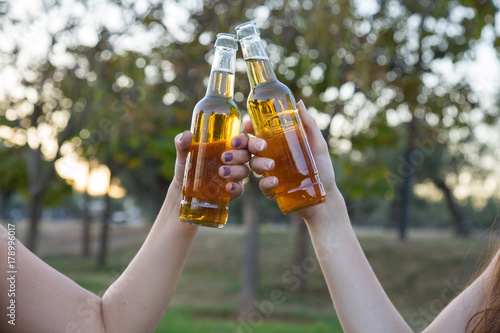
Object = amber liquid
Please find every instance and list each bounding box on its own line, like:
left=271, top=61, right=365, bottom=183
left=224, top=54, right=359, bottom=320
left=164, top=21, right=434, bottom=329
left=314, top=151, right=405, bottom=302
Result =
left=246, top=58, right=326, bottom=214
left=180, top=70, right=240, bottom=228
left=180, top=140, right=231, bottom=227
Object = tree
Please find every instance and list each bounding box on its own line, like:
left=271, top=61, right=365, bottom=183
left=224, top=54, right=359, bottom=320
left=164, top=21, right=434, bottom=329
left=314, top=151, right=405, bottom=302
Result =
left=254, top=0, right=498, bottom=238
left=291, top=213, right=308, bottom=294
left=0, top=144, right=27, bottom=222
left=0, top=0, right=102, bottom=251
left=239, top=176, right=260, bottom=319
left=368, top=0, right=497, bottom=238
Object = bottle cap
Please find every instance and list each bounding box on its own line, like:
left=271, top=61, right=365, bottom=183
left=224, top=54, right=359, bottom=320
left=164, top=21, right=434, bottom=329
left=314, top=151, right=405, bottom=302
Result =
left=215, top=33, right=238, bottom=51
left=235, top=21, right=260, bottom=40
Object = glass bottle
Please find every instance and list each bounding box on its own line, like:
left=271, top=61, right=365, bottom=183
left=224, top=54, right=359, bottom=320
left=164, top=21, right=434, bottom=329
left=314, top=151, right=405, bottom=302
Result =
left=179, top=33, right=241, bottom=228
left=236, top=21, right=326, bottom=214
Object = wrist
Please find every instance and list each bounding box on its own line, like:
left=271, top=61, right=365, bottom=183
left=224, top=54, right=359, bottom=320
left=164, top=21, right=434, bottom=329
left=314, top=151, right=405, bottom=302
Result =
left=155, top=182, right=183, bottom=224
left=152, top=183, right=198, bottom=236
left=303, top=187, right=349, bottom=229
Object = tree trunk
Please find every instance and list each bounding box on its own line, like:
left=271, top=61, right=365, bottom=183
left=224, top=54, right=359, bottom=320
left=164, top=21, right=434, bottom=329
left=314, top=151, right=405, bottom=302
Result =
left=26, top=191, right=42, bottom=252
left=398, top=118, right=416, bottom=240
left=291, top=213, right=307, bottom=294
left=344, top=197, right=356, bottom=224
left=0, top=191, right=13, bottom=222
left=26, top=146, right=44, bottom=252
left=97, top=193, right=112, bottom=268
left=82, top=191, right=92, bottom=257
left=238, top=176, right=260, bottom=319
left=433, top=179, right=470, bottom=237
left=387, top=197, right=400, bottom=230
left=398, top=156, right=412, bottom=240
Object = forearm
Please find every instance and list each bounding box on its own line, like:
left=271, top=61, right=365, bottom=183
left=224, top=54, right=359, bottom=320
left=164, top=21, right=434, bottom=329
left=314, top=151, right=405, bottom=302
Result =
left=101, top=183, right=198, bottom=333
left=422, top=252, right=496, bottom=333
left=305, top=188, right=412, bottom=333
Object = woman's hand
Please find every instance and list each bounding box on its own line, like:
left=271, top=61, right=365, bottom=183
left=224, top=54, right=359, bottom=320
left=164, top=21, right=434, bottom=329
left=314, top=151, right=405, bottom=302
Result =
left=245, top=100, right=339, bottom=219
left=172, top=130, right=251, bottom=200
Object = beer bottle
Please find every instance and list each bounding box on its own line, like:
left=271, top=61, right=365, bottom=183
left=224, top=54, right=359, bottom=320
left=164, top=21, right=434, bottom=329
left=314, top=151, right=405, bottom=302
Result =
left=179, top=33, right=241, bottom=228
left=235, top=21, right=326, bottom=214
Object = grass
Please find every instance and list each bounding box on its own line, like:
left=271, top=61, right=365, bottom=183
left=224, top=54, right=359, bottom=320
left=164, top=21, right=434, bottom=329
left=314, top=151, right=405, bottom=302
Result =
left=41, top=225, right=494, bottom=332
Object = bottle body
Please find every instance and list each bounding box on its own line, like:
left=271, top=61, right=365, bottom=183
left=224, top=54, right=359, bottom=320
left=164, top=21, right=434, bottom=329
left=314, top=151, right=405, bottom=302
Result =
left=179, top=92, right=240, bottom=228
left=246, top=60, right=325, bottom=214
left=179, top=34, right=241, bottom=228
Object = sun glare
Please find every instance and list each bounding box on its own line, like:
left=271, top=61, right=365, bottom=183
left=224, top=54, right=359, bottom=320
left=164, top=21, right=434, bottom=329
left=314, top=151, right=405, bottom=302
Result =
left=55, top=154, right=126, bottom=198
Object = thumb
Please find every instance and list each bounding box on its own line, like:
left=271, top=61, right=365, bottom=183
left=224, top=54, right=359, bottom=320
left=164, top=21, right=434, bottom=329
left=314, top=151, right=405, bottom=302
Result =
left=297, top=100, right=329, bottom=155
left=173, top=130, right=193, bottom=187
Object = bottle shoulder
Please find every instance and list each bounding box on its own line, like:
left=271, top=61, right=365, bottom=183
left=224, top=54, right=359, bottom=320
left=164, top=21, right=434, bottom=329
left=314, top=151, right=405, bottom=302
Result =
left=248, top=80, right=296, bottom=104
left=194, top=95, right=241, bottom=116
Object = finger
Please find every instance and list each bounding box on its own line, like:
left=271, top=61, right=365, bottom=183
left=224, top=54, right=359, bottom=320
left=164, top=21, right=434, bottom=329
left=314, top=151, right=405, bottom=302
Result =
left=221, top=149, right=251, bottom=165
left=248, top=136, right=267, bottom=155
left=173, top=130, right=193, bottom=186
left=175, top=130, right=193, bottom=163
left=230, top=133, right=249, bottom=150
left=249, top=156, right=275, bottom=174
left=226, top=181, right=244, bottom=200
left=297, top=100, right=329, bottom=153
left=259, top=176, right=278, bottom=201
left=219, top=165, right=250, bottom=180
left=243, top=120, right=255, bottom=136
left=297, top=100, right=320, bottom=132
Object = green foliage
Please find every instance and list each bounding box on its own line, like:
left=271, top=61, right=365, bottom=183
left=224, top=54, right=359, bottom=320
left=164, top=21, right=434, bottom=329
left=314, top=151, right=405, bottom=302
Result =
left=41, top=175, right=73, bottom=207
left=157, top=306, right=342, bottom=333
left=0, top=0, right=498, bottom=225
left=0, top=143, right=27, bottom=193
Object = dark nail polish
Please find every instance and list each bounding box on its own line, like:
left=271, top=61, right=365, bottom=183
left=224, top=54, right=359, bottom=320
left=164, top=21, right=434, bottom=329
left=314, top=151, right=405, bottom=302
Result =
left=222, top=167, right=231, bottom=177
left=230, top=183, right=236, bottom=191
left=224, top=153, right=233, bottom=162
left=232, top=138, right=242, bottom=148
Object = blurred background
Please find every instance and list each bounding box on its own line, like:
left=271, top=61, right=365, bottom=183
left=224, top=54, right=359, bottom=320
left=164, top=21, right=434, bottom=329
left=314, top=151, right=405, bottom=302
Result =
left=1, top=0, right=499, bottom=331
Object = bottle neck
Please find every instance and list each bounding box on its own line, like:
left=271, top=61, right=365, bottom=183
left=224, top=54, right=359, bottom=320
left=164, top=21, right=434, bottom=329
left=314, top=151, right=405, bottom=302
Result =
left=206, top=48, right=236, bottom=97
left=239, top=37, right=276, bottom=88
left=206, top=69, right=235, bottom=97
left=245, top=57, right=276, bottom=88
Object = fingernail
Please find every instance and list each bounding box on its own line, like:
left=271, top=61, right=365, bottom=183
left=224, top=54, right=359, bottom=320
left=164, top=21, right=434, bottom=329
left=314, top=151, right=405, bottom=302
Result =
left=271, top=177, right=278, bottom=185
left=265, top=160, right=274, bottom=170
left=222, top=167, right=231, bottom=177
left=224, top=152, right=233, bottom=162
left=258, top=139, right=266, bottom=151
left=176, top=132, right=184, bottom=143
left=297, top=99, right=305, bottom=108
left=232, top=138, right=242, bottom=148
left=230, top=183, right=236, bottom=191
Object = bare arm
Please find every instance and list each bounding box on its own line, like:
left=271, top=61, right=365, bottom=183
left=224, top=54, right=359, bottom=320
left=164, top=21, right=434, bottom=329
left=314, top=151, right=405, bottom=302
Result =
left=299, top=185, right=491, bottom=333
left=303, top=192, right=412, bottom=333
left=0, top=131, right=251, bottom=333
left=421, top=252, right=496, bottom=333
left=246, top=100, right=490, bottom=333
left=246, top=101, right=411, bottom=333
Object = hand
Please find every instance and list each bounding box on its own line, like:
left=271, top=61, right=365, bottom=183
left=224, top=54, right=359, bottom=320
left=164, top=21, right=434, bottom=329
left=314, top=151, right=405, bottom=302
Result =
left=173, top=131, right=250, bottom=200
left=245, top=100, right=338, bottom=219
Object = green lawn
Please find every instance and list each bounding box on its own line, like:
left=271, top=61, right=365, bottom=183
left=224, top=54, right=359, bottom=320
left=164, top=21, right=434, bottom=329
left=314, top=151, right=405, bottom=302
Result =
left=42, top=225, right=493, bottom=332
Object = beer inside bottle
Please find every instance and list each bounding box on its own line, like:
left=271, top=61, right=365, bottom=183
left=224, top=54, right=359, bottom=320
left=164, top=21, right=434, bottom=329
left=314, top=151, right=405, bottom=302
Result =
left=179, top=34, right=241, bottom=228
left=236, top=22, right=326, bottom=214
